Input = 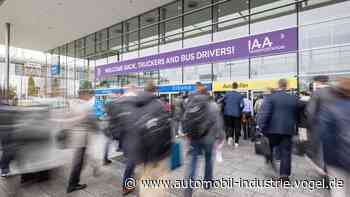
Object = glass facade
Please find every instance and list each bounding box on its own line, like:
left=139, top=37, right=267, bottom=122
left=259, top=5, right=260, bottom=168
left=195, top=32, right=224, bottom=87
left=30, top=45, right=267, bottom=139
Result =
left=49, top=0, right=350, bottom=91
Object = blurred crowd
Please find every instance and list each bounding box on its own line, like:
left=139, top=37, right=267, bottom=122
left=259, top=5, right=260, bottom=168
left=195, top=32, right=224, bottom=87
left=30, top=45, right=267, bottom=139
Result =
left=0, top=76, right=349, bottom=197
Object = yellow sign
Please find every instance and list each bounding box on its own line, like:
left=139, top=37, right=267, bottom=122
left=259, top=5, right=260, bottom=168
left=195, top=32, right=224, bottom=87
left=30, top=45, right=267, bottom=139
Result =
left=212, top=77, right=297, bottom=92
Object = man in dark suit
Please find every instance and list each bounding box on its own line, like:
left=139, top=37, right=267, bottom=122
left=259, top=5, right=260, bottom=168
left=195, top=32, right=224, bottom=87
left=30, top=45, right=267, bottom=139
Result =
left=223, top=82, right=244, bottom=147
left=258, top=79, right=298, bottom=181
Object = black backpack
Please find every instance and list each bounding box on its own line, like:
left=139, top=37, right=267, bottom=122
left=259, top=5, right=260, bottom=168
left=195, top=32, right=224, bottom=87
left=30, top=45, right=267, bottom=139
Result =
left=105, top=99, right=133, bottom=141
left=182, top=94, right=211, bottom=139
left=108, top=92, right=172, bottom=164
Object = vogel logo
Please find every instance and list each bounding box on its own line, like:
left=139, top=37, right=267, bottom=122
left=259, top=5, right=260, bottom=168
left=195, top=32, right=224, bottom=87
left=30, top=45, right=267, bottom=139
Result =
left=248, top=36, right=273, bottom=51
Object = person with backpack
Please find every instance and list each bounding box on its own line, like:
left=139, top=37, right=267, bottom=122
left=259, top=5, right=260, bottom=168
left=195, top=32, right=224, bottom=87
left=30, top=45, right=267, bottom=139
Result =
left=108, top=81, right=172, bottom=196
left=105, top=85, right=138, bottom=195
left=183, top=82, right=224, bottom=197
left=223, top=82, right=244, bottom=147
left=317, top=77, right=350, bottom=197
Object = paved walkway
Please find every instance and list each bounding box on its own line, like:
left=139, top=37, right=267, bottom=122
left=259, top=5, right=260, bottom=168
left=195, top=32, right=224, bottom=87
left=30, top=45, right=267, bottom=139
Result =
left=0, top=139, right=329, bottom=197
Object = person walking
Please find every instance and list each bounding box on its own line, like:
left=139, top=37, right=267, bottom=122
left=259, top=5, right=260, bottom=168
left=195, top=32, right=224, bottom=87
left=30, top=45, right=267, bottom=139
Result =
left=100, top=113, right=113, bottom=165
left=242, top=96, right=253, bottom=140
left=124, top=81, right=172, bottom=197
left=257, top=79, right=298, bottom=181
left=172, top=93, right=185, bottom=136
left=306, top=75, right=334, bottom=175
left=317, top=77, right=350, bottom=197
left=0, top=90, right=15, bottom=177
left=253, top=95, right=264, bottom=115
left=106, top=85, right=138, bottom=195
left=66, top=89, right=96, bottom=193
left=183, top=82, right=225, bottom=197
left=223, top=82, right=244, bottom=147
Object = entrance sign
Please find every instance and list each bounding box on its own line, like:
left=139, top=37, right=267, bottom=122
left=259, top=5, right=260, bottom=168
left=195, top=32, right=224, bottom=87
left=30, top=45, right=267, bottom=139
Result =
left=158, top=83, right=212, bottom=93
left=212, top=77, right=297, bottom=92
left=96, top=27, right=298, bottom=80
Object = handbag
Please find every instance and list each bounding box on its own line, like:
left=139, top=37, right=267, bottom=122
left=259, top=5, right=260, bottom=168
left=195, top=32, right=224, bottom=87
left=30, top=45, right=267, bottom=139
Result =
left=254, top=134, right=271, bottom=158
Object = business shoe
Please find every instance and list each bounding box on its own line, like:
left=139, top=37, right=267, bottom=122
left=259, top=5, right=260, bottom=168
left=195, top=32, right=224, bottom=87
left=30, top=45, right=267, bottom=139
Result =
left=0, top=169, right=9, bottom=178
left=103, top=159, right=112, bottom=165
left=67, top=184, right=87, bottom=193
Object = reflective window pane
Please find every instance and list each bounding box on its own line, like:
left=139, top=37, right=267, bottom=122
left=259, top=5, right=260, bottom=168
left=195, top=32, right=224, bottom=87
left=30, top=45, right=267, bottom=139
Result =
left=251, top=0, right=295, bottom=14
left=251, top=53, right=297, bottom=79
left=184, top=7, right=212, bottom=36
left=213, top=60, right=249, bottom=81
left=125, top=17, right=139, bottom=33
left=250, top=4, right=296, bottom=34
left=183, top=64, right=211, bottom=83
left=67, top=42, right=75, bottom=58
left=76, top=39, right=85, bottom=58
left=139, top=70, right=159, bottom=85
left=141, top=9, right=159, bottom=27
left=141, top=25, right=158, bottom=48
left=96, top=29, right=108, bottom=52
left=109, top=24, right=123, bottom=51
left=218, top=0, right=248, bottom=25
left=159, top=67, right=182, bottom=85
left=124, top=32, right=139, bottom=52
left=160, top=1, right=182, bottom=44
left=85, top=34, right=96, bottom=56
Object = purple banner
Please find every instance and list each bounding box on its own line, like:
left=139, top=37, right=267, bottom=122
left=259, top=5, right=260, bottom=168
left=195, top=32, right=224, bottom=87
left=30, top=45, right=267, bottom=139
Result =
left=96, top=27, right=297, bottom=80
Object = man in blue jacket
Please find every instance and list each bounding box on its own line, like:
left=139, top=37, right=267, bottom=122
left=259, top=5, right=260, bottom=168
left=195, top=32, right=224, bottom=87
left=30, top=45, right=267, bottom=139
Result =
left=223, top=82, right=244, bottom=147
left=258, top=79, right=298, bottom=181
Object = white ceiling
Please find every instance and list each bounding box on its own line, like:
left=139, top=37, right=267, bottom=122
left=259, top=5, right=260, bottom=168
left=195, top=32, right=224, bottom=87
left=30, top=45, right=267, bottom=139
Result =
left=0, top=0, right=173, bottom=52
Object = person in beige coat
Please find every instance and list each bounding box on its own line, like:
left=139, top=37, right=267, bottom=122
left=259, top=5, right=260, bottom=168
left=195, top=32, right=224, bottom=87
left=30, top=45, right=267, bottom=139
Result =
left=64, top=90, right=96, bottom=193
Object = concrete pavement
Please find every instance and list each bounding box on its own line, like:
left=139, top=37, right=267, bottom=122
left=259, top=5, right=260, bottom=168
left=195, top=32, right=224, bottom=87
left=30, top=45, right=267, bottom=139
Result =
left=0, top=138, right=329, bottom=197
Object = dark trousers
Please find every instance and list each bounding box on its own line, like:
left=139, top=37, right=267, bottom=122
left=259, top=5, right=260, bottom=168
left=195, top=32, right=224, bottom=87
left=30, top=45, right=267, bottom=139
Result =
left=267, top=134, right=292, bottom=176
left=68, top=147, right=86, bottom=187
left=122, top=160, right=136, bottom=188
left=242, top=112, right=252, bottom=139
left=172, top=119, right=181, bottom=136
left=104, top=139, right=112, bottom=162
left=224, top=115, right=241, bottom=143
left=118, top=136, right=123, bottom=151
left=0, top=150, right=12, bottom=172
left=0, top=133, right=14, bottom=172
left=185, top=139, right=214, bottom=196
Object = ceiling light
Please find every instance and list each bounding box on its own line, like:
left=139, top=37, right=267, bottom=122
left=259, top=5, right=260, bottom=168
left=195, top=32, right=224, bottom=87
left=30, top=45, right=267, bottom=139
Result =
left=145, top=17, right=155, bottom=23
left=113, top=29, right=122, bottom=34
left=187, top=1, right=198, bottom=9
